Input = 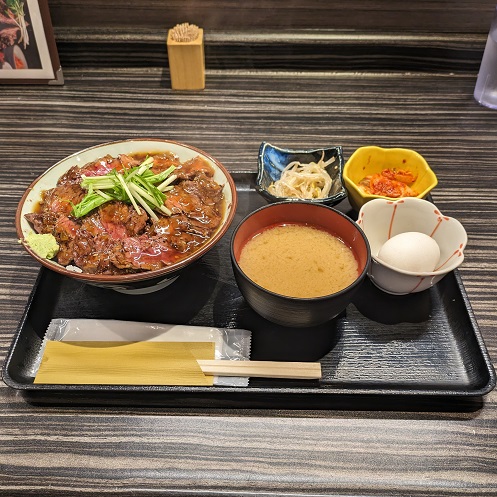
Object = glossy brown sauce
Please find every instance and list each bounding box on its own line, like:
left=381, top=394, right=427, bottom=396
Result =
left=25, top=152, right=225, bottom=275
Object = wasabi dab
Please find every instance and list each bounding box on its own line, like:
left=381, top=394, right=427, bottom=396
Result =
left=23, top=233, right=59, bottom=260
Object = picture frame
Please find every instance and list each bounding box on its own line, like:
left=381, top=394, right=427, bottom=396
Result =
left=0, top=0, right=63, bottom=84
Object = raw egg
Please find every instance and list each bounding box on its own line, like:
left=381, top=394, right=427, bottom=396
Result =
left=377, top=232, right=440, bottom=273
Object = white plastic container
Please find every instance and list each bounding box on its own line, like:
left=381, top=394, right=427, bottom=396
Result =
left=474, top=7, right=497, bottom=109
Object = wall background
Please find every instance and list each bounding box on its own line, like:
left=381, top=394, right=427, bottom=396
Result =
left=48, top=1, right=495, bottom=33
left=47, top=1, right=496, bottom=72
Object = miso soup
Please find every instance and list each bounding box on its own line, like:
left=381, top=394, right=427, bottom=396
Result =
left=238, top=223, right=358, bottom=298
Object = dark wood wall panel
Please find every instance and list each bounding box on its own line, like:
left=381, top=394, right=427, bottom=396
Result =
left=53, top=28, right=487, bottom=72
left=48, top=0, right=496, bottom=34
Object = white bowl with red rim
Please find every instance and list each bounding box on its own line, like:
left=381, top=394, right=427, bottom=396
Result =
left=357, top=197, right=467, bottom=295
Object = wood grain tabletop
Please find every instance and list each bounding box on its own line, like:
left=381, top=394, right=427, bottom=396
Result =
left=1, top=39, right=497, bottom=496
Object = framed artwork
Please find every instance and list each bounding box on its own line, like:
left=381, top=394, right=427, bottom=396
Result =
left=0, top=0, right=63, bottom=84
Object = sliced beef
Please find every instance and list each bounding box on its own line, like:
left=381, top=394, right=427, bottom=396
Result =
left=72, top=231, right=116, bottom=274
left=24, top=211, right=56, bottom=234
left=0, top=6, right=18, bottom=49
left=24, top=185, right=84, bottom=235
left=79, top=212, right=106, bottom=237
left=54, top=215, right=79, bottom=241
left=112, top=235, right=181, bottom=271
left=0, top=27, right=18, bottom=49
left=150, top=152, right=181, bottom=174
left=58, top=154, right=138, bottom=186
left=99, top=202, right=148, bottom=237
left=174, top=156, right=214, bottom=180
left=42, top=184, right=86, bottom=216
left=24, top=153, right=224, bottom=275
left=52, top=216, right=80, bottom=267
left=57, top=165, right=84, bottom=186
left=118, top=154, right=141, bottom=169
left=182, top=174, right=223, bottom=206
left=165, top=173, right=223, bottom=230
left=79, top=154, right=126, bottom=177
left=56, top=241, right=75, bottom=267
left=151, top=214, right=212, bottom=252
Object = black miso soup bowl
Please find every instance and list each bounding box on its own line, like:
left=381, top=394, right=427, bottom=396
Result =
left=230, top=201, right=371, bottom=328
left=16, top=139, right=237, bottom=294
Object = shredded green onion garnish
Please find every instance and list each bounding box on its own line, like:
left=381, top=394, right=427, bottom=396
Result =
left=71, top=157, right=177, bottom=219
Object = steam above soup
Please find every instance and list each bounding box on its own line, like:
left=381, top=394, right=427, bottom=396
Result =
left=238, top=223, right=359, bottom=298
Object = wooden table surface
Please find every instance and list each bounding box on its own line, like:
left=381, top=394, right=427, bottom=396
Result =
left=1, top=63, right=497, bottom=496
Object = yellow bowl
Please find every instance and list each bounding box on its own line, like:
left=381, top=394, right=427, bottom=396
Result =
left=343, top=146, right=438, bottom=211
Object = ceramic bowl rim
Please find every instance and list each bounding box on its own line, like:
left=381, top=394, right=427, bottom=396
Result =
left=359, top=197, right=467, bottom=277
left=230, top=200, right=371, bottom=301
left=343, top=145, right=438, bottom=202
left=255, top=141, right=347, bottom=204
left=16, top=138, right=238, bottom=283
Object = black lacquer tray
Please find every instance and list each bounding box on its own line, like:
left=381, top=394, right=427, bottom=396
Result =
left=3, top=173, right=495, bottom=411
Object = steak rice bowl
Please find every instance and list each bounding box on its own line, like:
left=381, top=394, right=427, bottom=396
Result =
left=16, top=139, right=237, bottom=293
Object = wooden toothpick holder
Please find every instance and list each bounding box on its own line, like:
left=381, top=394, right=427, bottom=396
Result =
left=167, top=27, right=205, bottom=90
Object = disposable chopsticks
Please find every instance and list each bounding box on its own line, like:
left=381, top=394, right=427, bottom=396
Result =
left=197, top=360, right=322, bottom=379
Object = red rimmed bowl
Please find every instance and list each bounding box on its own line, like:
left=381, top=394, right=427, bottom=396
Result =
left=16, top=139, right=237, bottom=294
left=230, top=202, right=370, bottom=328
left=357, top=197, right=467, bottom=295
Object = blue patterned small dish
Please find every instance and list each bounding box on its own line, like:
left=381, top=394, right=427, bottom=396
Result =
left=256, top=142, right=347, bottom=206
